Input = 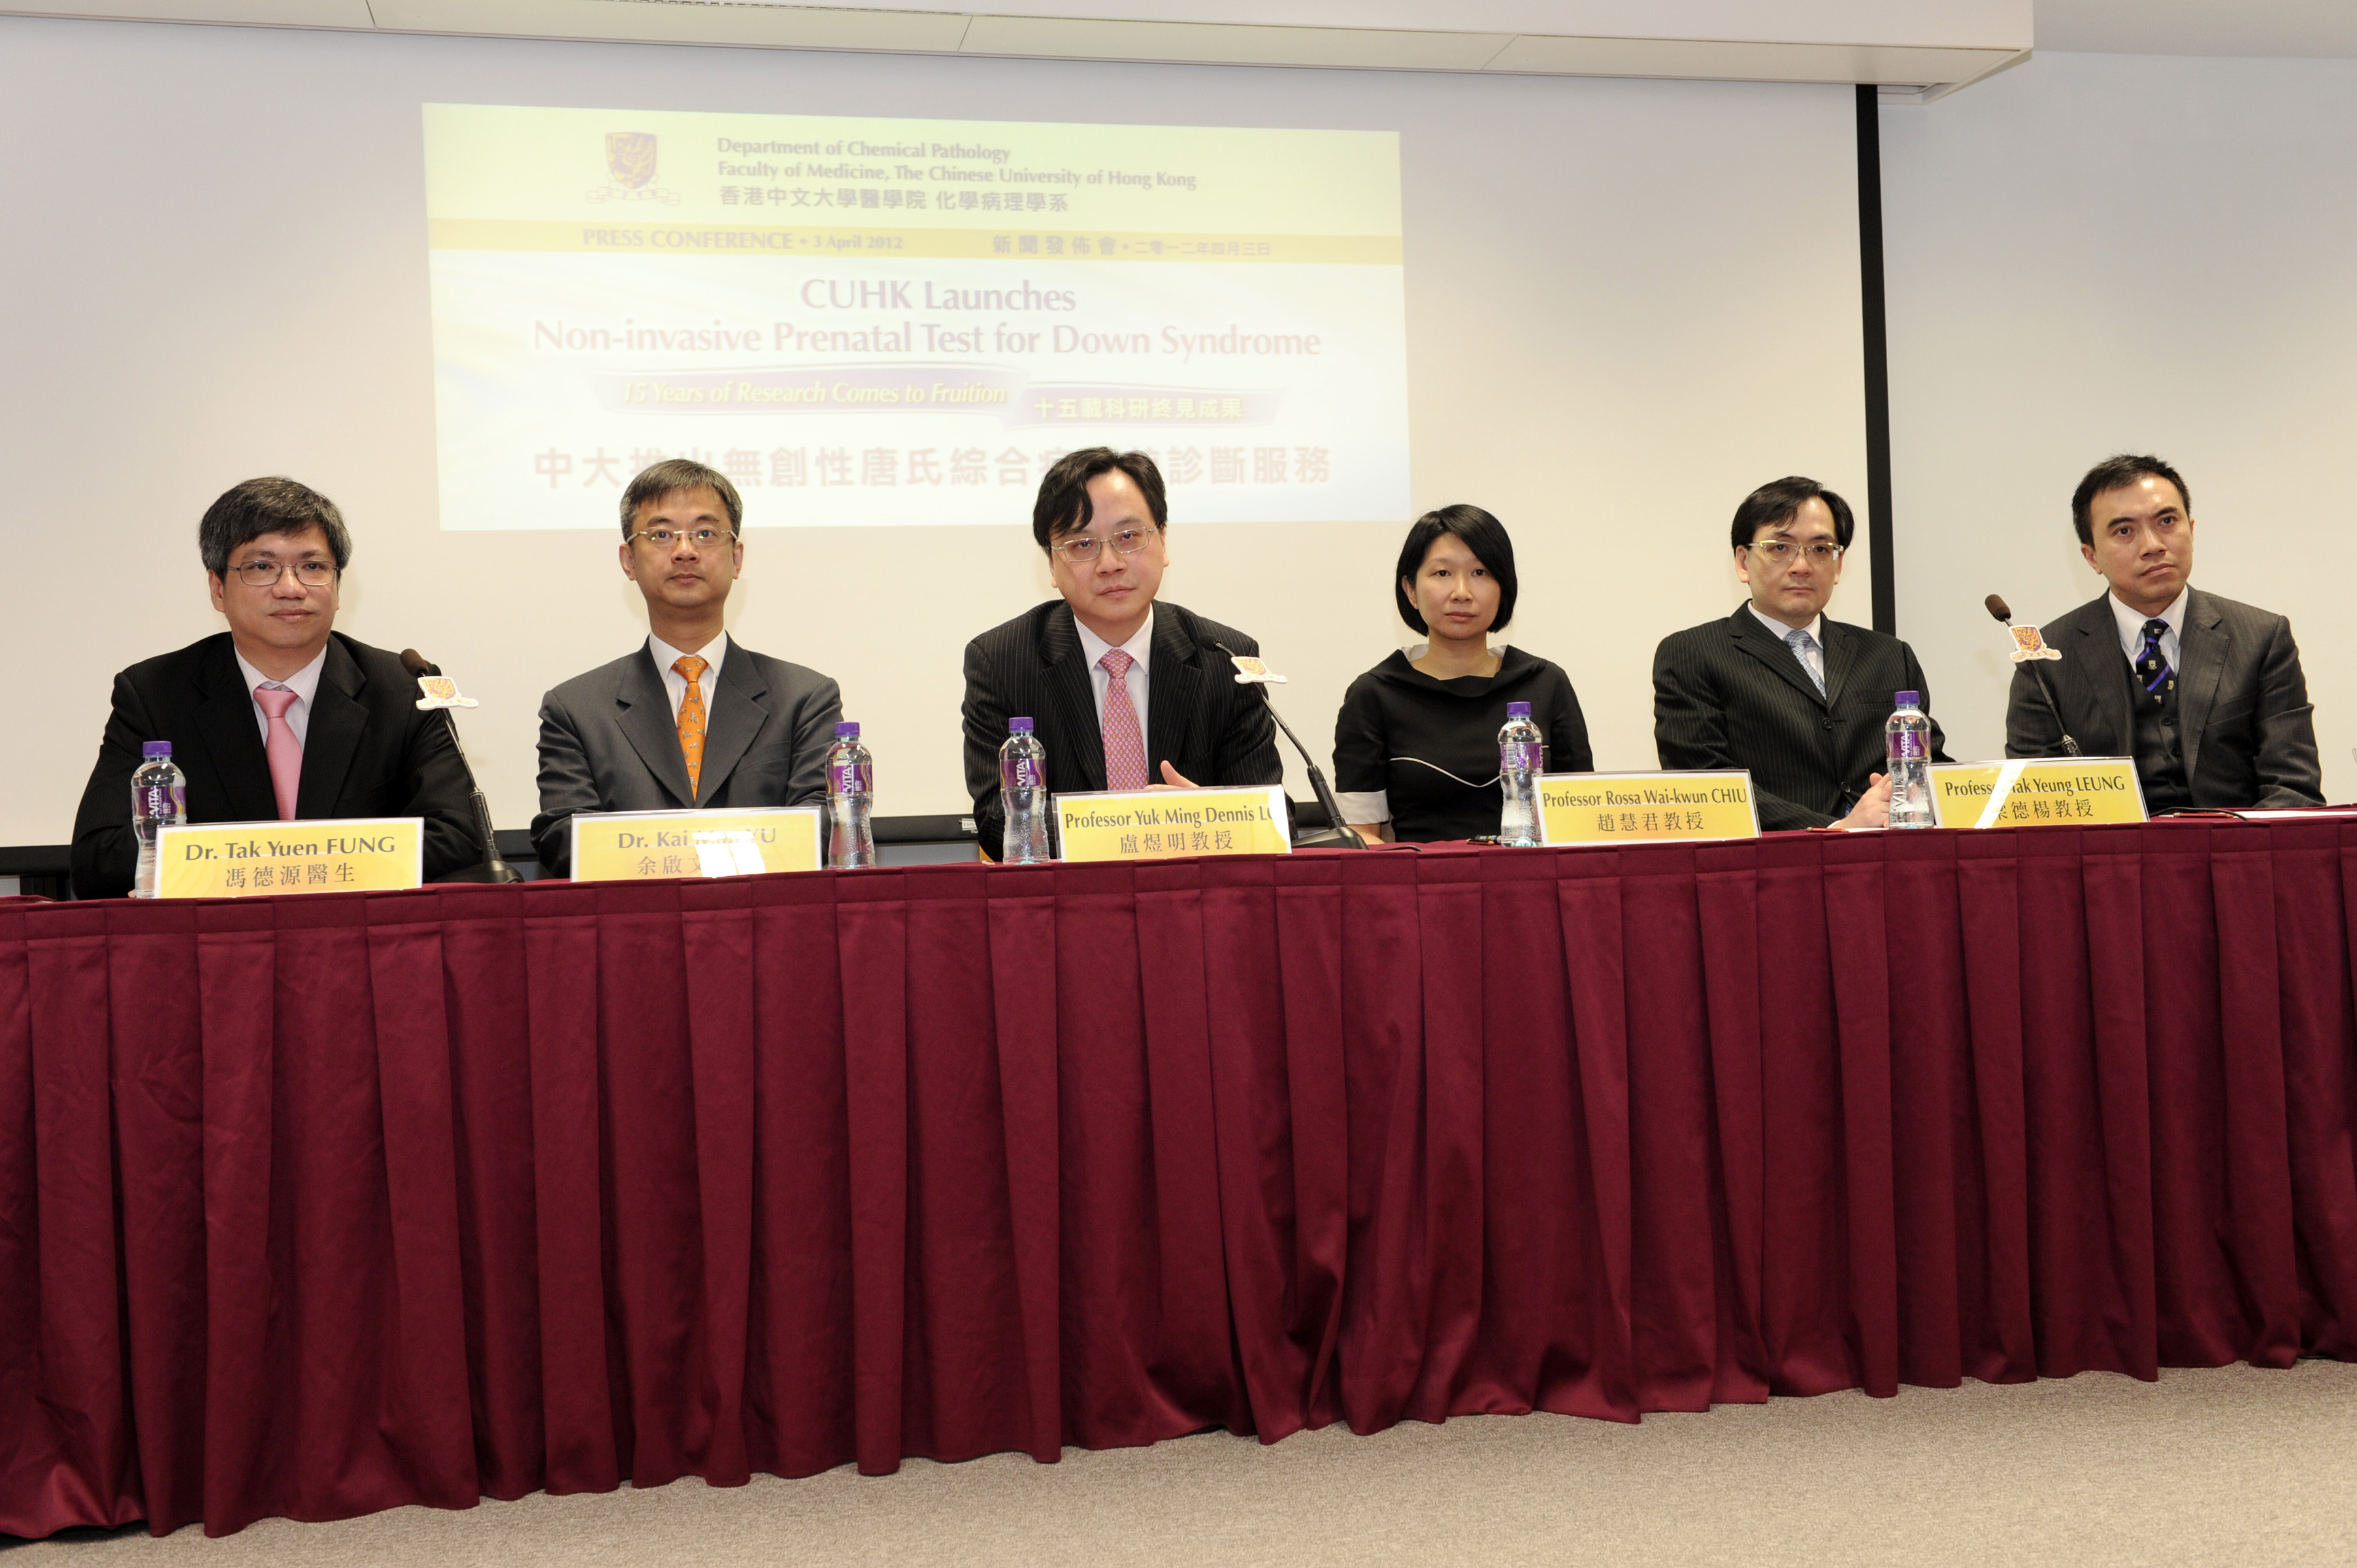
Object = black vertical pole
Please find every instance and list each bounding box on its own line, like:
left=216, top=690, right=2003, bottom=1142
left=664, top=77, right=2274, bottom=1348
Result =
left=1855, top=83, right=1896, bottom=636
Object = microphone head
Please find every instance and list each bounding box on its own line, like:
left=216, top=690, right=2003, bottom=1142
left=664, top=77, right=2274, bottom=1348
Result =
left=399, top=647, right=436, bottom=678
left=1984, top=595, right=2013, bottom=624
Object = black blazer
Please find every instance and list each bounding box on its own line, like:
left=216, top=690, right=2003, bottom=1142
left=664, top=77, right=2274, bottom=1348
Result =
left=2005, top=588, right=2322, bottom=809
left=531, top=638, right=844, bottom=875
left=961, top=600, right=1283, bottom=860
left=71, top=632, right=478, bottom=898
left=1653, top=607, right=1950, bottom=831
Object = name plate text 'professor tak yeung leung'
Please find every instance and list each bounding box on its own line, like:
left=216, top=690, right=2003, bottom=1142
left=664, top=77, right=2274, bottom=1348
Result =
left=1053, top=784, right=1291, bottom=862
left=155, top=817, right=424, bottom=898
left=1927, top=758, right=2147, bottom=829
left=1538, top=770, right=1762, bottom=847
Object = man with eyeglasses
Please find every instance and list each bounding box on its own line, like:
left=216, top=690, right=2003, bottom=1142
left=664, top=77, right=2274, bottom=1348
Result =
left=1653, top=475, right=1948, bottom=830
left=531, top=458, right=843, bottom=875
left=2004, top=453, right=2319, bottom=809
left=69, top=476, right=478, bottom=896
left=960, top=446, right=1282, bottom=860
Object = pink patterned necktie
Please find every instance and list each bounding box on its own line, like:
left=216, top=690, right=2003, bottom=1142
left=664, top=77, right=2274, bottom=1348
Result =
left=253, top=684, right=302, bottom=821
left=1098, top=648, right=1149, bottom=789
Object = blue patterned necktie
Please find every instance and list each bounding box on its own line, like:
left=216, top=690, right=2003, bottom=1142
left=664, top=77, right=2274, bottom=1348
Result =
left=1785, top=627, right=1827, bottom=698
left=2135, top=619, right=2175, bottom=707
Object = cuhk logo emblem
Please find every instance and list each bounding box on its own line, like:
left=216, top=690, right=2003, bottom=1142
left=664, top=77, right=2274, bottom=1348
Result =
left=607, top=131, right=657, bottom=189
left=590, top=131, right=679, bottom=204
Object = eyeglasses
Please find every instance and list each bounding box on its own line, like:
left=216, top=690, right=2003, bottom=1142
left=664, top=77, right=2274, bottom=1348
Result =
left=1049, top=526, right=1159, bottom=564
left=630, top=526, right=738, bottom=550
left=231, top=560, right=338, bottom=587
left=1743, top=540, right=1845, bottom=566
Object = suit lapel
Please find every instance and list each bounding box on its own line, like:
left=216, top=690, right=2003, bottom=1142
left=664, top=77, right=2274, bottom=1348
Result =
left=693, top=642, right=769, bottom=805
left=1041, top=606, right=1106, bottom=792
left=1146, top=608, right=1202, bottom=776
left=2175, top=588, right=2228, bottom=787
left=616, top=644, right=698, bottom=808
left=191, top=638, right=282, bottom=822
left=2067, top=602, right=2132, bottom=757
left=1727, top=608, right=1826, bottom=708
left=295, top=638, right=368, bottom=818
left=1820, top=620, right=1858, bottom=710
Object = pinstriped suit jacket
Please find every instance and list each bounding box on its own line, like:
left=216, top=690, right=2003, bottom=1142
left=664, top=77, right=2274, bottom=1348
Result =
left=1652, top=607, right=1950, bottom=831
left=2004, top=588, right=2321, bottom=808
left=961, top=599, right=1283, bottom=860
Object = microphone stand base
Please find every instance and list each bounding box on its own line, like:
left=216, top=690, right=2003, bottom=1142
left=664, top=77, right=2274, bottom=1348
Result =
left=1292, top=827, right=1367, bottom=851
left=441, top=861, right=525, bottom=885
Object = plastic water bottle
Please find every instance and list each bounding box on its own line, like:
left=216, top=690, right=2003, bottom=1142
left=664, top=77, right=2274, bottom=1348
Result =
left=999, top=717, right=1051, bottom=865
left=1497, top=700, right=1543, bottom=847
left=824, top=721, right=876, bottom=869
left=1885, top=691, right=1936, bottom=829
left=131, top=740, right=186, bottom=898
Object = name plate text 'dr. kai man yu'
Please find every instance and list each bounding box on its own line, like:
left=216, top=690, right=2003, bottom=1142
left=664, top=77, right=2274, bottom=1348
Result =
left=1053, top=784, right=1291, bottom=863
left=156, top=817, right=424, bottom=898
left=1928, top=759, right=2147, bottom=829
left=1538, top=770, right=1762, bottom=847
left=569, top=806, right=822, bottom=882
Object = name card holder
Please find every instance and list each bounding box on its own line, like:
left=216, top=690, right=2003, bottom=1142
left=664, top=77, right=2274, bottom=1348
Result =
left=569, top=806, right=823, bottom=882
left=1538, top=770, right=1761, bottom=847
left=1053, top=784, right=1291, bottom=863
left=156, top=817, right=425, bottom=898
left=1927, top=759, right=2147, bottom=829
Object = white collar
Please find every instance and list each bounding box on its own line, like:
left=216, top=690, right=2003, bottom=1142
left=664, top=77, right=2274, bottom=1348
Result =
left=2108, top=586, right=2189, bottom=644
left=1074, top=605, right=1155, bottom=670
left=232, top=642, right=327, bottom=707
left=1747, top=602, right=1824, bottom=646
left=649, top=629, right=729, bottom=676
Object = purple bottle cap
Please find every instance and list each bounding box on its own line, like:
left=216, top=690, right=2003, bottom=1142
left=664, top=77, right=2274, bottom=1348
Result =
left=1506, top=702, right=1532, bottom=717
left=834, top=721, right=859, bottom=738
left=142, top=741, right=173, bottom=758
left=1009, top=717, right=1034, bottom=733
left=1894, top=691, right=1920, bottom=708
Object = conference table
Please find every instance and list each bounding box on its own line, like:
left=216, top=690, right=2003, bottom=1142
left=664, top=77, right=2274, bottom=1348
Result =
left=5, top=818, right=2354, bottom=1539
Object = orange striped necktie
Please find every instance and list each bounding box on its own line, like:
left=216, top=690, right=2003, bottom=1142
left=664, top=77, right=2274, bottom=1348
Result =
left=674, top=655, right=708, bottom=800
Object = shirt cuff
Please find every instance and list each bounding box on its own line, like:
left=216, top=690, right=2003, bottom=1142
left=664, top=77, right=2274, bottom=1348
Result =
left=1333, top=790, right=1389, bottom=825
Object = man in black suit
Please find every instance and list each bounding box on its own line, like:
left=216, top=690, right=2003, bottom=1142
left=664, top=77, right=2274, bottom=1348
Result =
left=532, top=459, right=843, bottom=875
left=71, top=477, right=478, bottom=897
left=961, top=447, right=1281, bottom=860
left=1653, top=476, right=1949, bottom=831
left=2005, top=454, right=2320, bottom=809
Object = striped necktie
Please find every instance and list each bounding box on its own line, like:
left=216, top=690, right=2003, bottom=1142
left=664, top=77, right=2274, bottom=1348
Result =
left=2135, top=619, right=2175, bottom=707
left=1785, top=627, right=1827, bottom=698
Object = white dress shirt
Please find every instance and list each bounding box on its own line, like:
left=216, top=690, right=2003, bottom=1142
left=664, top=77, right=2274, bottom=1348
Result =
left=1074, top=608, right=1153, bottom=736
left=232, top=645, right=326, bottom=747
left=1749, top=604, right=1826, bottom=688
left=2108, top=587, right=2188, bottom=671
left=648, top=631, right=729, bottom=722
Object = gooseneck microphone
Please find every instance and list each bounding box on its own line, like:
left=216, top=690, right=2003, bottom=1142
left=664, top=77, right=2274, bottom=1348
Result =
left=1984, top=596, right=2081, bottom=758
left=1211, top=641, right=1364, bottom=850
left=401, top=649, right=523, bottom=883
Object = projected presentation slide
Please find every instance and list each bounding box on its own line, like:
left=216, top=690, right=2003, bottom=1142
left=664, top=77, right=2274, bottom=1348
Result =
left=422, top=104, right=1409, bottom=530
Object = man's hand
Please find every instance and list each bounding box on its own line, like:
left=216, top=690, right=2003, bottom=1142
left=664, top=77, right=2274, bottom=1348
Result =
left=1146, top=761, right=1198, bottom=791
left=1837, top=773, right=1892, bottom=830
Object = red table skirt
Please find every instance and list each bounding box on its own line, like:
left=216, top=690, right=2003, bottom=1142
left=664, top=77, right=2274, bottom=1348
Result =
left=5, top=822, right=2355, bottom=1537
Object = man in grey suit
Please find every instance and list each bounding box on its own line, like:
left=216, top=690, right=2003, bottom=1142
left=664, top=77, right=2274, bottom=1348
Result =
left=532, top=459, right=844, bottom=875
left=2005, top=454, right=2320, bottom=809
left=1654, top=476, right=1950, bottom=831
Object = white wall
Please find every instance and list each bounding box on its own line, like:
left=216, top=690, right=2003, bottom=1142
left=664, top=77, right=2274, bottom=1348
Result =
left=0, top=16, right=1871, bottom=844
left=1882, top=50, right=2355, bottom=802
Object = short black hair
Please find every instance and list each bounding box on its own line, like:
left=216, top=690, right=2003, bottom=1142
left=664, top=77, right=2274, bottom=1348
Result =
left=198, top=476, right=352, bottom=577
left=1730, top=476, right=1854, bottom=554
left=1032, top=448, right=1168, bottom=549
left=2070, top=453, right=2190, bottom=546
left=621, top=459, right=743, bottom=537
left=1393, top=504, right=1519, bottom=634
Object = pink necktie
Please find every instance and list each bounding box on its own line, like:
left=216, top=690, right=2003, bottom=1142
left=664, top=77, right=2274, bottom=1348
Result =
left=254, top=684, right=302, bottom=821
left=1098, top=648, right=1149, bottom=790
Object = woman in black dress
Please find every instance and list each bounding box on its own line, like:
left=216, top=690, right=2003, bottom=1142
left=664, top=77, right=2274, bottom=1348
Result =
left=1332, top=506, right=1591, bottom=843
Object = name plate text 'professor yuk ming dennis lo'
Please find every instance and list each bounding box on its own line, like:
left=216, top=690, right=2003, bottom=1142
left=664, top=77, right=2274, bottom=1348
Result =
left=1053, top=784, right=1292, bottom=863
left=569, top=806, right=823, bottom=881
left=155, top=817, right=424, bottom=898
left=1538, top=770, right=1762, bottom=847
